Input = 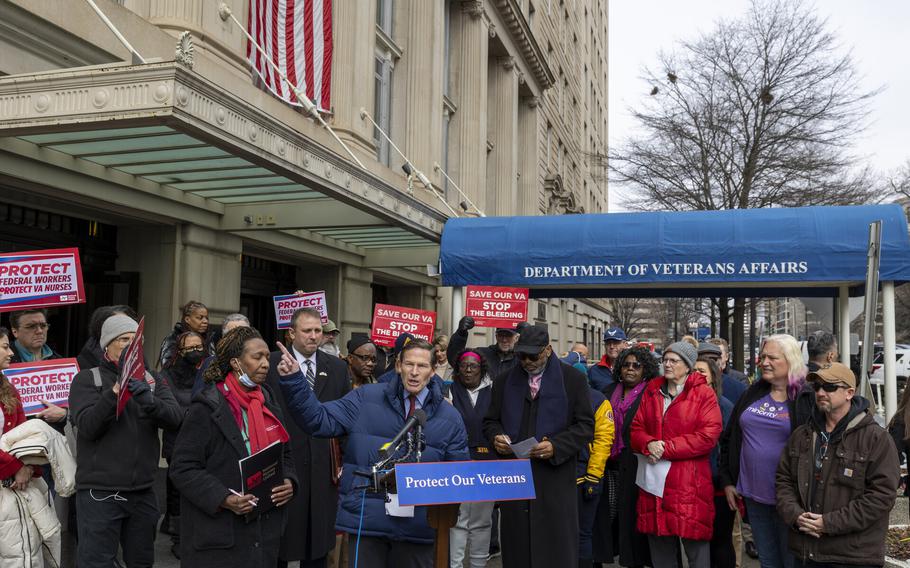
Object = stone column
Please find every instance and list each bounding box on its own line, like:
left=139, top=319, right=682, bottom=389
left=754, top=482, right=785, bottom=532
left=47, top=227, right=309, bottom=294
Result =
left=340, top=265, right=375, bottom=348
left=393, top=0, right=444, bottom=180
left=329, top=0, right=377, bottom=155
left=485, top=55, right=519, bottom=215
left=447, top=1, right=490, bottom=210
left=517, top=95, right=540, bottom=215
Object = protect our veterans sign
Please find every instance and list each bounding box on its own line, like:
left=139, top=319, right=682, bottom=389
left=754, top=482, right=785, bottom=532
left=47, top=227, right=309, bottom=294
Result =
left=465, top=286, right=529, bottom=329
left=0, top=248, right=85, bottom=312
left=5, top=358, right=80, bottom=416
left=370, top=303, right=436, bottom=348
left=273, top=291, right=329, bottom=329
left=395, top=460, right=535, bottom=506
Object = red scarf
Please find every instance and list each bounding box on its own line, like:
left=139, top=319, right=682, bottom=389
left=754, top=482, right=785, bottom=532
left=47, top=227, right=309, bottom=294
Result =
left=220, top=372, right=289, bottom=454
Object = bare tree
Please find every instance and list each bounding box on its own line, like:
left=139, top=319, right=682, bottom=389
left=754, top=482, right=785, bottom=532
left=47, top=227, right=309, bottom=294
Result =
left=889, top=160, right=910, bottom=202
left=609, top=0, right=881, bottom=368
left=606, top=298, right=646, bottom=339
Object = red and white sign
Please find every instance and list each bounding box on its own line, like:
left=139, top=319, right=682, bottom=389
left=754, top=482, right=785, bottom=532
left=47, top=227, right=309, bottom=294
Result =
left=5, top=358, right=80, bottom=416
left=0, top=248, right=85, bottom=312
left=273, top=291, right=329, bottom=330
left=370, top=303, right=436, bottom=348
left=465, top=286, right=529, bottom=329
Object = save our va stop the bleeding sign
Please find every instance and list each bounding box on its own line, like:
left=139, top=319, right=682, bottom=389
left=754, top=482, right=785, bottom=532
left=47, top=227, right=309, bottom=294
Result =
left=0, top=248, right=85, bottom=312
left=370, top=304, right=436, bottom=348
left=4, top=359, right=80, bottom=416
left=465, top=286, right=529, bottom=329
left=273, top=291, right=329, bottom=329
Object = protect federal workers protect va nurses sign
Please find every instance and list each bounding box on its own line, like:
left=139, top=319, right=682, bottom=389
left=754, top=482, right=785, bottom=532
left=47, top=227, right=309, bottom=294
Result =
left=395, top=460, right=535, bottom=506
left=0, top=248, right=85, bottom=311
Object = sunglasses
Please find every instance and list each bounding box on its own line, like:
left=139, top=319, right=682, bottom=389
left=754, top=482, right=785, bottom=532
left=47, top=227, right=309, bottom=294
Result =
left=518, top=348, right=548, bottom=361
left=811, top=382, right=849, bottom=393
left=621, top=361, right=642, bottom=370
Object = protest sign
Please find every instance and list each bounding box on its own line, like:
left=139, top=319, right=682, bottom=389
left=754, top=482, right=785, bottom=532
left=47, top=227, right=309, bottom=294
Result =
left=465, top=286, right=529, bottom=329
left=5, top=358, right=80, bottom=416
left=395, top=460, right=535, bottom=506
left=273, top=291, right=328, bottom=329
left=0, top=248, right=85, bottom=312
left=370, top=303, right=436, bottom=348
left=117, top=316, right=146, bottom=418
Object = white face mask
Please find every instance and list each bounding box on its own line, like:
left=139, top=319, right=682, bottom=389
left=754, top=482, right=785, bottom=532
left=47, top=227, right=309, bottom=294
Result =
left=234, top=360, right=257, bottom=388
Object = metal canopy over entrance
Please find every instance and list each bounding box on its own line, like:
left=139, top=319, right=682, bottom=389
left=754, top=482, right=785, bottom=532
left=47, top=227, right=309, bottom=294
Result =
left=0, top=61, right=444, bottom=260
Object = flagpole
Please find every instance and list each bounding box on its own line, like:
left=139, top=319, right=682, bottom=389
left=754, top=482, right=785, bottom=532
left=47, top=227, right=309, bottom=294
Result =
left=217, top=3, right=365, bottom=170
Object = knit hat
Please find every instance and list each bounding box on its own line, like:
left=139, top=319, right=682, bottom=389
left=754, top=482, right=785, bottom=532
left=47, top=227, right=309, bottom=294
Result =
left=665, top=341, right=697, bottom=371
left=100, top=314, right=138, bottom=348
left=347, top=335, right=374, bottom=354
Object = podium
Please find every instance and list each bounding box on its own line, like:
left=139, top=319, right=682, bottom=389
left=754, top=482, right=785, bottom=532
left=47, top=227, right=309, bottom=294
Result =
left=426, top=503, right=460, bottom=568
left=394, top=459, right=536, bottom=568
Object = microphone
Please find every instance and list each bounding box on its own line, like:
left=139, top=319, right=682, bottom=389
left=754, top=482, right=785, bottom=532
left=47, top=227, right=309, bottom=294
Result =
left=380, top=409, right=427, bottom=458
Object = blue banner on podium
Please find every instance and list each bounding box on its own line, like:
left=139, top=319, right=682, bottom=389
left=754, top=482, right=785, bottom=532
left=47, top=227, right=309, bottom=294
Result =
left=395, top=460, right=535, bottom=506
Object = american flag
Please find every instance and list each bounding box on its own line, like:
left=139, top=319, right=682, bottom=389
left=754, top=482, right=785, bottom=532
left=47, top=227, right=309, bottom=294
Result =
left=247, top=0, right=333, bottom=111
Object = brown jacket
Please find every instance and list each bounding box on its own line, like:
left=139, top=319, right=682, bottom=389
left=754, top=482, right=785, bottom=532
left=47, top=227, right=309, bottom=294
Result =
left=776, top=399, right=899, bottom=566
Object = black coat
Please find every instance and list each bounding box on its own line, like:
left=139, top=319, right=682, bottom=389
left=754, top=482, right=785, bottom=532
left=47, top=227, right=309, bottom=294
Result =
left=483, top=362, right=594, bottom=568
left=168, top=383, right=297, bottom=568
left=447, top=330, right=518, bottom=380
left=593, top=382, right=651, bottom=567
left=159, top=359, right=197, bottom=460
left=265, top=349, right=350, bottom=561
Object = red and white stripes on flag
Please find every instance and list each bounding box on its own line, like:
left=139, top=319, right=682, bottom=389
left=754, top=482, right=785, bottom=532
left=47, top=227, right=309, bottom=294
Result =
left=247, top=0, right=333, bottom=111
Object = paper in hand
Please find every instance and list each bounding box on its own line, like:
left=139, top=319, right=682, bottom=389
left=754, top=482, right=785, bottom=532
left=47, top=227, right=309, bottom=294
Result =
left=509, top=437, right=539, bottom=459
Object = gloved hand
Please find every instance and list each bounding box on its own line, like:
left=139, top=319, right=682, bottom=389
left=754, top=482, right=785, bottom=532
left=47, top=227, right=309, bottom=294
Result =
left=128, top=378, right=156, bottom=411
left=457, top=316, right=475, bottom=333
left=515, top=321, right=531, bottom=334
left=581, top=475, right=602, bottom=501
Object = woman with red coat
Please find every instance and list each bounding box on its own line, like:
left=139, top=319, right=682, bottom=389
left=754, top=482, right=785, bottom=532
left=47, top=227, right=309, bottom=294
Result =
left=0, top=327, right=42, bottom=488
left=630, top=341, right=722, bottom=568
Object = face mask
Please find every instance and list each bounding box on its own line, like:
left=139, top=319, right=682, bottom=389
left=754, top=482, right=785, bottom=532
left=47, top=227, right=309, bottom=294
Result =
left=234, top=361, right=257, bottom=388
left=182, top=350, right=205, bottom=367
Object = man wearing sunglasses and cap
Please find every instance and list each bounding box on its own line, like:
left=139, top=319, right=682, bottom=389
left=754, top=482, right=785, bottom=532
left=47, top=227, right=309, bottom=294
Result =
left=484, top=324, right=594, bottom=567
left=776, top=362, right=898, bottom=567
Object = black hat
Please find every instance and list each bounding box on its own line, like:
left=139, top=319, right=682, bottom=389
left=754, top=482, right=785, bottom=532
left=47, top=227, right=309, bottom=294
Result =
left=513, top=324, right=550, bottom=355
left=495, top=327, right=518, bottom=335
left=347, top=335, right=374, bottom=353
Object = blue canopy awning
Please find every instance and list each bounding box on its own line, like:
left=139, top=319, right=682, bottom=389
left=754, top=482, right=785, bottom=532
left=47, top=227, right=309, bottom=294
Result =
left=439, top=205, right=910, bottom=298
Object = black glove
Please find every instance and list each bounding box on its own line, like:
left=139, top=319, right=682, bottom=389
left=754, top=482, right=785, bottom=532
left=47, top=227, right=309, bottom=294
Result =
left=581, top=475, right=602, bottom=501
left=515, top=321, right=531, bottom=334
left=457, top=316, right=475, bottom=333
left=128, top=379, right=156, bottom=410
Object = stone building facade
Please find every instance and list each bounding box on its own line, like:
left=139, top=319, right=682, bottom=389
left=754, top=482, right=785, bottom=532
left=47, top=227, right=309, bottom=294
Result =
left=0, top=0, right=611, bottom=358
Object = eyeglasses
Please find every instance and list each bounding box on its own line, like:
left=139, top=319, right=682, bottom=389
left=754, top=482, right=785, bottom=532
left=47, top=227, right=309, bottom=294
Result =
left=20, top=322, right=49, bottom=331
left=621, top=361, right=642, bottom=370
left=815, top=434, right=830, bottom=470
left=180, top=345, right=205, bottom=353
left=459, top=362, right=480, bottom=370
left=662, top=357, right=684, bottom=366
left=349, top=352, right=377, bottom=364
left=518, top=348, right=548, bottom=361
left=811, top=382, right=849, bottom=393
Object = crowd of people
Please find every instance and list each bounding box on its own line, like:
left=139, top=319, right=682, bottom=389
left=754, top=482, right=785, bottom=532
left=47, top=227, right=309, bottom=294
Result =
left=0, top=300, right=902, bottom=568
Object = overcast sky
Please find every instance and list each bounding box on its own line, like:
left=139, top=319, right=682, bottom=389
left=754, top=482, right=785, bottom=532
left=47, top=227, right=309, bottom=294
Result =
left=607, top=0, right=910, bottom=211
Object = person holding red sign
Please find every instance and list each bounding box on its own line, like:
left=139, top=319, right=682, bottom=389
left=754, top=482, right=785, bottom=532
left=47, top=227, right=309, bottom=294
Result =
left=447, top=317, right=520, bottom=381
left=0, top=327, right=42, bottom=490
left=69, top=314, right=183, bottom=568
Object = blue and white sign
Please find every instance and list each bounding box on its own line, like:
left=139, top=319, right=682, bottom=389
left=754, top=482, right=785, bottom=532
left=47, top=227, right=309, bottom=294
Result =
left=395, top=460, right=535, bottom=506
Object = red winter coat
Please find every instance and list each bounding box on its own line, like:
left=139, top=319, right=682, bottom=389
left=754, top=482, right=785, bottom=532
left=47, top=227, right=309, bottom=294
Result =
left=0, top=386, right=34, bottom=479
left=630, top=371, right=722, bottom=541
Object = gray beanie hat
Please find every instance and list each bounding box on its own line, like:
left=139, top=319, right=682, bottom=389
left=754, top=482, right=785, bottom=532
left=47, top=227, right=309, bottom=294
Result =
left=665, top=341, right=697, bottom=371
left=101, top=314, right=138, bottom=348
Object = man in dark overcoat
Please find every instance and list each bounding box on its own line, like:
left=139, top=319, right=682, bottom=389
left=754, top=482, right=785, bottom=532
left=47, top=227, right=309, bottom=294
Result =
left=484, top=324, right=594, bottom=568
left=266, top=307, right=350, bottom=568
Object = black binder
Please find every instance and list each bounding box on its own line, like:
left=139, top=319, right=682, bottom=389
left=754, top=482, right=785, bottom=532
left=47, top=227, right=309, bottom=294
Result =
left=239, top=440, right=284, bottom=516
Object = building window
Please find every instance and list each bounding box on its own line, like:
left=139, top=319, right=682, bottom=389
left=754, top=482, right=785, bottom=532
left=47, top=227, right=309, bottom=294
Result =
left=374, top=55, right=392, bottom=165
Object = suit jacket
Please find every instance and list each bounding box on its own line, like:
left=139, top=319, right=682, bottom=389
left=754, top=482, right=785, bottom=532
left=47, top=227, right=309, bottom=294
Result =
left=265, top=349, right=349, bottom=561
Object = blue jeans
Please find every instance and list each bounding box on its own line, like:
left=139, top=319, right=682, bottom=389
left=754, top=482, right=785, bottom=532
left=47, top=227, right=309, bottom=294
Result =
left=744, top=497, right=793, bottom=568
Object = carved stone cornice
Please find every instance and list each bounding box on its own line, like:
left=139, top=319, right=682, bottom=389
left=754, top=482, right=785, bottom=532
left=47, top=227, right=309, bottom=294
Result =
left=544, top=173, right=584, bottom=215
left=460, top=0, right=483, bottom=18
left=491, top=0, right=555, bottom=90
left=0, top=62, right=447, bottom=238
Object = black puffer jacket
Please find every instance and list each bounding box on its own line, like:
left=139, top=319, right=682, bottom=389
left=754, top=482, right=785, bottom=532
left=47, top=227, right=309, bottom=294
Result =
left=159, top=358, right=198, bottom=460
left=69, top=358, right=183, bottom=491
